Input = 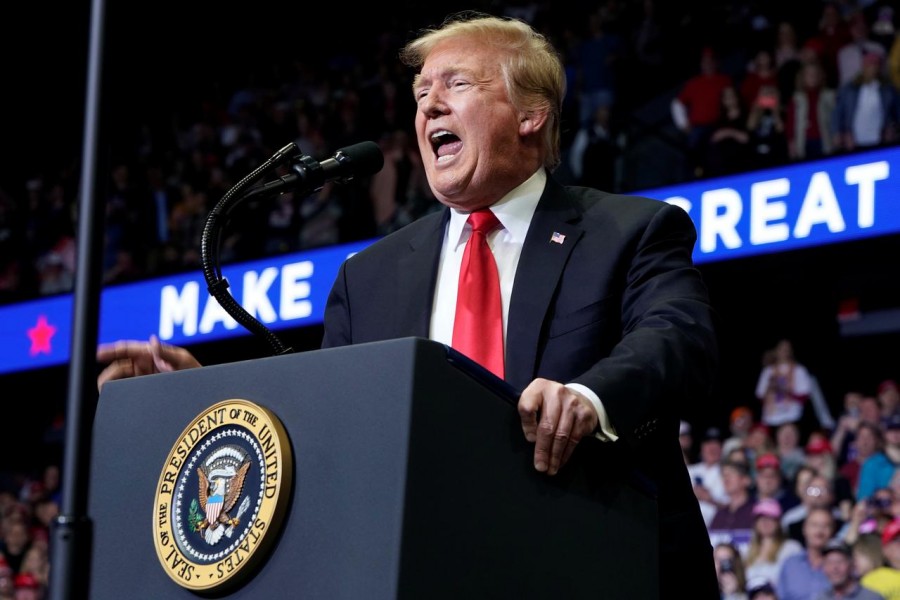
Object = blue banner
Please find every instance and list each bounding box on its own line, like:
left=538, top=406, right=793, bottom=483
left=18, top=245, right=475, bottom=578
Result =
left=2, top=146, right=899, bottom=375
left=638, top=146, right=898, bottom=264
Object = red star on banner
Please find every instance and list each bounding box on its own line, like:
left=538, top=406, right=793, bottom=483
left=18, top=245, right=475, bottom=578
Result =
left=27, top=315, right=57, bottom=356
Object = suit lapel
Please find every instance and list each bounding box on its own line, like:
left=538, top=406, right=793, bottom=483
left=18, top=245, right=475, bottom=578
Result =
left=396, top=209, right=449, bottom=338
left=506, top=178, right=583, bottom=392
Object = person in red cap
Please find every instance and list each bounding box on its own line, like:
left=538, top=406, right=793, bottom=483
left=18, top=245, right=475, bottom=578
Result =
left=754, top=452, right=801, bottom=515
left=723, top=406, right=755, bottom=458
left=804, top=432, right=855, bottom=523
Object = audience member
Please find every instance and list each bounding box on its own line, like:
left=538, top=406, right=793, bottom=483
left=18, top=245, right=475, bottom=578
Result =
left=725, top=406, right=756, bottom=458
left=837, top=12, right=888, bottom=86
left=880, top=381, right=900, bottom=425
left=804, top=434, right=855, bottom=522
left=716, top=541, right=751, bottom=600
left=833, top=52, right=900, bottom=152
left=783, top=472, right=844, bottom=544
left=775, top=422, right=806, bottom=483
left=755, top=452, right=800, bottom=515
left=671, top=46, right=734, bottom=177
left=854, top=531, right=900, bottom=599
left=808, top=2, right=853, bottom=88
left=815, top=537, right=884, bottom=599
left=690, top=426, right=730, bottom=527
left=741, top=48, right=780, bottom=110
left=744, top=497, right=804, bottom=588
left=705, top=85, right=752, bottom=177
left=856, top=422, right=896, bottom=502
left=832, top=391, right=868, bottom=466
left=777, top=506, right=837, bottom=600
left=711, top=459, right=758, bottom=555
left=786, top=60, right=837, bottom=160
left=567, top=103, right=618, bottom=190
left=746, top=84, right=789, bottom=170
left=756, top=339, right=812, bottom=432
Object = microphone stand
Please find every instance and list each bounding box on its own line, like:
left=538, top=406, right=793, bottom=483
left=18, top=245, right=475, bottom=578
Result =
left=199, top=142, right=307, bottom=356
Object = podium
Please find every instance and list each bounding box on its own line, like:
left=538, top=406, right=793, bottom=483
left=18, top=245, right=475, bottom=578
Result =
left=87, top=337, right=659, bottom=598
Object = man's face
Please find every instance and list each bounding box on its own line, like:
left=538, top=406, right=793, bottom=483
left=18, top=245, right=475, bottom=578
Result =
left=413, top=38, right=534, bottom=211
left=755, top=467, right=781, bottom=496
left=700, top=439, right=721, bottom=464
left=803, top=508, right=834, bottom=549
left=822, top=551, right=852, bottom=587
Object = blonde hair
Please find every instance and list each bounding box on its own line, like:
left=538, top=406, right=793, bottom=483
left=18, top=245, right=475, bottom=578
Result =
left=399, top=11, right=565, bottom=171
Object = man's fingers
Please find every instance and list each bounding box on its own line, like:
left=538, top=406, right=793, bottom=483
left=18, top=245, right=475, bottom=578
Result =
left=149, top=335, right=173, bottom=373
left=547, top=407, right=575, bottom=475
left=150, top=334, right=201, bottom=371
left=533, top=398, right=560, bottom=474
left=519, top=380, right=600, bottom=476
left=96, top=339, right=144, bottom=363
left=97, top=359, right=136, bottom=392
left=518, top=391, right=541, bottom=443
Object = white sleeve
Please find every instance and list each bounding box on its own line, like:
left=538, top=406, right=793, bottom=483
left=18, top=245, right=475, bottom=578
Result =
left=671, top=98, right=689, bottom=130
left=755, top=366, right=772, bottom=399
left=565, top=383, right=619, bottom=442
left=792, top=364, right=812, bottom=396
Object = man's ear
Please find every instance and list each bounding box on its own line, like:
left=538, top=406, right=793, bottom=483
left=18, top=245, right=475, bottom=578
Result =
left=519, top=108, right=549, bottom=136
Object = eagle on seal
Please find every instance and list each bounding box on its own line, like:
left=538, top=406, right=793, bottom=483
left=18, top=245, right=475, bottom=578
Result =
left=197, top=445, right=251, bottom=545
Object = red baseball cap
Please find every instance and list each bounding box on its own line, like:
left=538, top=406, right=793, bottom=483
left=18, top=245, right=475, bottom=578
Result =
left=755, top=453, right=781, bottom=472
left=882, top=518, right=900, bottom=545
left=806, top=437, right=833, bottom=455
left=13, top=573, right=40, bottom=590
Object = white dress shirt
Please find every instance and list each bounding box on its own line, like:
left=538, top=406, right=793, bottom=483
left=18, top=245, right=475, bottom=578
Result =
left=429, top=168, right=618, bottom=441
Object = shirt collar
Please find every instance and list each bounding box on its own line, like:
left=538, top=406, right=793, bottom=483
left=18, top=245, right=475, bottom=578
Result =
left=447, top=168, right=546, bottom=248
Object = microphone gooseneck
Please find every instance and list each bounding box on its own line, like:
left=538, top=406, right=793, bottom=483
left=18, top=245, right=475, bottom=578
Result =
left=200, top=141, right=384, bottom=356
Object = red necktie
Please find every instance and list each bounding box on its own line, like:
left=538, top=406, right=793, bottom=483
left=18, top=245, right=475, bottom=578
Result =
left=452, top=209, right=504, bottom=379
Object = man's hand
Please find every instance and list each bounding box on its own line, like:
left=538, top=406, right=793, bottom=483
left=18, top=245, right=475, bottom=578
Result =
left=518, top=378, right=599, bottom=476
left=96, top=335, right=201, bottom=392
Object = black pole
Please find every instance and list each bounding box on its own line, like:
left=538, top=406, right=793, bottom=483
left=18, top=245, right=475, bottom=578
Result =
left=48, top=0, right=106, bottom=596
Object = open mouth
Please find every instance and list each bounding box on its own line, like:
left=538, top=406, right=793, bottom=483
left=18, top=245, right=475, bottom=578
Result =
left=430, top=130, right=462, bottom=162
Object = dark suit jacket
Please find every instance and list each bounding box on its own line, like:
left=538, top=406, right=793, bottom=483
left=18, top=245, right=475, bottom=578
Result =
left=322, top=173, right=720, bottom=594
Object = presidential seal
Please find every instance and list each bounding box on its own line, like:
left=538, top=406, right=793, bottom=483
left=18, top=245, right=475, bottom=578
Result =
left=152, top=399, right=293, bottom=592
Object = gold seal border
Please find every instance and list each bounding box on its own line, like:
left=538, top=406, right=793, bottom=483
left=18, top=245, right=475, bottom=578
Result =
left=152, top=399, right=293, bottom=592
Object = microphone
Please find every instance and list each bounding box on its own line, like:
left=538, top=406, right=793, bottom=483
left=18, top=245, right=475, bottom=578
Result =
left=249, top=141, right=384, bottom=197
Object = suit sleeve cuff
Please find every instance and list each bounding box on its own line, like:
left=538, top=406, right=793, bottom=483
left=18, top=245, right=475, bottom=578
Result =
left=565, top=383, right=619, bottom=442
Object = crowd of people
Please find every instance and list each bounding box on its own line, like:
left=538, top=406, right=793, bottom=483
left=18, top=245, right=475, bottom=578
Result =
left=1, top=0, right=900, bottom=305
left=683, top=365, right=900, bottom=598
left=2, top=1, right=900, bottom=598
